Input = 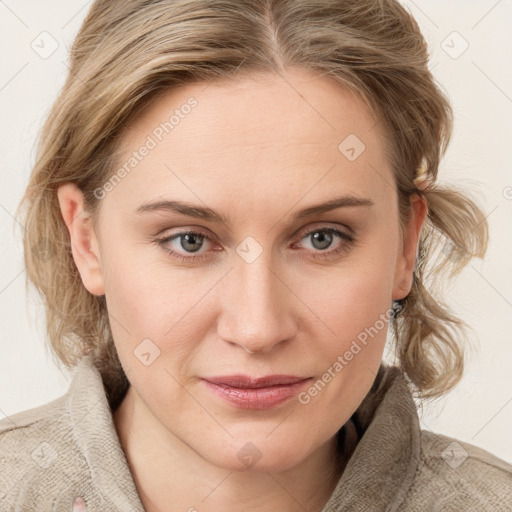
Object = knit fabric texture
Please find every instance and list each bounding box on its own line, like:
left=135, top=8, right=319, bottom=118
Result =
left=1, top=354, right=511, bottom=511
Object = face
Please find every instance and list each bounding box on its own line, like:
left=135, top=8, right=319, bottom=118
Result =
left=58, top=68, right=426, bottom=473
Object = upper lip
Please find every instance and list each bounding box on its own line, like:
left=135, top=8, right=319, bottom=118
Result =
left=202, top=375, right=311, bottom=389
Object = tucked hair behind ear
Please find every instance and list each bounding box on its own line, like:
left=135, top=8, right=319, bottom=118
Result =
left=16, top=0, right=488, bottom=405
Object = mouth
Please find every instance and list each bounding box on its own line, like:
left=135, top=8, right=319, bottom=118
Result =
left=201, top=375, right=312, bottom=410
left=203, top=374, right=310, bottom=388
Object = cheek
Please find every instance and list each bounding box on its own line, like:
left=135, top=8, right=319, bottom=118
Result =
left=102, top=247, right=211, bottom=381
left=304, top=239, right=397, bottom=414
left=101, top=238, right=187, bottom=332
left=308, top=248, right=396, bottom=342
left=303, top=242, right=397, bottom=411
left=104, top=263, right=201, bottom=421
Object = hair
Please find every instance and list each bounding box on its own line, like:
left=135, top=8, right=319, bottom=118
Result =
left=16, top=0, right=488, bottom=407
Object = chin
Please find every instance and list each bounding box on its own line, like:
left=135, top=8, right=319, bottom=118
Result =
left=201, top=436, right=310, bottom=473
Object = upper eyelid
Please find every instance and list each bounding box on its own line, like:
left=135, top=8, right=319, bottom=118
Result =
left=160, top=223, right=353, bottom=247
left=294, top=222, right=354, bottom=239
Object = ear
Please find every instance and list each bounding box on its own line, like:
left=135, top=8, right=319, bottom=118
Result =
left=392, top=193, right=428, bottom=301
left=57, top=183, right=105, bottom=296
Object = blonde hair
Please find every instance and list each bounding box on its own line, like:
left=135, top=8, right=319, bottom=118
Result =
left=16, top=0, right=488, bottom=406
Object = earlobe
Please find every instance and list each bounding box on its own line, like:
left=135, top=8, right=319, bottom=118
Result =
left=57, top=183, right=105, bottom=296
left=392, top=194, right=428, bottom=301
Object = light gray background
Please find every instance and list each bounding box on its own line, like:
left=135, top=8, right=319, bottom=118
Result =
left=1, top=0, right=511, bottom=464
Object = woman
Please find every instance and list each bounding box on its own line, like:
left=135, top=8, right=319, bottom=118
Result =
left=1, top=0, right=511, bottom=510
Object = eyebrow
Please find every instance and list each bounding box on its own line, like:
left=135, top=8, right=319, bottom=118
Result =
left=136, top=194, right=374, bottom=225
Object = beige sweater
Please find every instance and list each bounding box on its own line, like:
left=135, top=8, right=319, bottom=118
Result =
left=1, top=354, right=511, bottom=511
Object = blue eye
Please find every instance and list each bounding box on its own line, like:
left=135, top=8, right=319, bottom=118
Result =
left=153, top=226, right=355, bottom=263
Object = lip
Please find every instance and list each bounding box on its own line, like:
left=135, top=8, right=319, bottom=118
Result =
left=203, top=374, right=309, bottom=388
left=201, top=374, right=312, bottom=410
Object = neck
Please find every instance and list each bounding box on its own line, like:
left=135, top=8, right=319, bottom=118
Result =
left=113, top=386, right=356, bottom=512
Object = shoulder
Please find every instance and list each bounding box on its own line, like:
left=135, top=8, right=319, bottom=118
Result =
left=0, top=394, right=85, bottom=503
left=0, top=359, right=108, bottom=509
left=0, top=392, right=67, bottom=437
left=0, top=392, right=68, bottom=467
left=402, top=429, right=512, bottom=510
left=0, top=356, right=142, bottom=510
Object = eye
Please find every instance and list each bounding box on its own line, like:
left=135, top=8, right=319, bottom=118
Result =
left=153, top=230, right=214, bottom=262
left=153, top=225, right=356, bottom=263
left=294, top=226, right=355, bottom=260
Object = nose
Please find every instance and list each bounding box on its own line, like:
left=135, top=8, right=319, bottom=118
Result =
left=217, top=255, right=297, bottom=354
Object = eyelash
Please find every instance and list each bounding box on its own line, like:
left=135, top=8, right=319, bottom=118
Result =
left=153, top=225, right=356, bottom=263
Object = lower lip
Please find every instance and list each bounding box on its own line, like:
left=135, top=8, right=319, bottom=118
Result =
left=202, top=379, right=312, bottom=410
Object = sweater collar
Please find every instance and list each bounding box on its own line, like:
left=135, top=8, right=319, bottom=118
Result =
left=67, top=355, right=420, bottom=511
left=321, top=364, right=421, bottom=511
left=67, top=354, right=145, bottom=510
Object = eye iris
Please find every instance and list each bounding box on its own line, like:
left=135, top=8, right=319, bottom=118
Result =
left=311, top=230, right=332, bottom=250
left=180, top=233, right=203, bottom=253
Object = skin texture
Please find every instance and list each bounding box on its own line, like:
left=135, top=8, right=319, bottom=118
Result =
left=57, top=68, right=427, bottom=512
left=72, top=497, right=87, bottom=511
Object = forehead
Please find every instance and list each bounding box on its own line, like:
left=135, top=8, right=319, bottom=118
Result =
left=108, top=68, right=394, bottom=214
left=119, top=68, right=381, bottom=149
